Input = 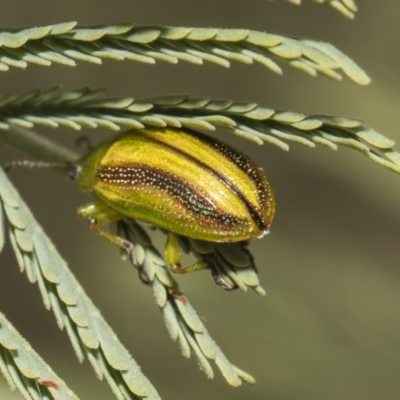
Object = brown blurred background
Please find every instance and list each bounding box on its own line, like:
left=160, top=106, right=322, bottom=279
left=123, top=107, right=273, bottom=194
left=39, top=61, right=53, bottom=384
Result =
left=0, top=1, right=400, bottom=399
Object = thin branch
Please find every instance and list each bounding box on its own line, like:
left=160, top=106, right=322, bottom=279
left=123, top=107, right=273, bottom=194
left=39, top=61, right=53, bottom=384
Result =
left=0, top=22, right=369, bottom=84
left=1, top=88, right=398, bottom=176
left=0, top=125, right=77, bottom=162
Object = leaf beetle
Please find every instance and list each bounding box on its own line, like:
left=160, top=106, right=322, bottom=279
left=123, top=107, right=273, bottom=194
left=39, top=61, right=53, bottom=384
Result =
left=76, top=127, right=275, bottom=284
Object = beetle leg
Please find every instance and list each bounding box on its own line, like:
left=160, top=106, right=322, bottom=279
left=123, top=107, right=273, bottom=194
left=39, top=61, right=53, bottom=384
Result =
left=165, top=234, right=238, bottom=290
left=90, top=220, right=138, bottom=266
left=77, top=199, right=123, bottom=224
left=77, top=200, right=128, bottom=249
left=164, top=233, right=208, bottom=274
left=77, top=199, right=140, bottom=273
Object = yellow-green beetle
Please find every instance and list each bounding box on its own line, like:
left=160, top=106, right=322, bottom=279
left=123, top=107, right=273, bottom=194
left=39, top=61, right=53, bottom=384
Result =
left=76, top=127, right=275, bottom=281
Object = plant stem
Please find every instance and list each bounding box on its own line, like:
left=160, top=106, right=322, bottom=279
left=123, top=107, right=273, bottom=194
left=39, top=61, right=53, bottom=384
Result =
left=0, top=126, right=78, bottom=163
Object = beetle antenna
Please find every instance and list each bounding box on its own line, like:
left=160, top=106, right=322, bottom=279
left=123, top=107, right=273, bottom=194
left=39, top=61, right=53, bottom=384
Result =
left=3, top=160, right=78, bottom=181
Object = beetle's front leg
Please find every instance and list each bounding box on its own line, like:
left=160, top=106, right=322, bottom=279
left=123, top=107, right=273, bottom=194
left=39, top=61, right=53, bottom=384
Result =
left=77, top=199, right=139, bottom=269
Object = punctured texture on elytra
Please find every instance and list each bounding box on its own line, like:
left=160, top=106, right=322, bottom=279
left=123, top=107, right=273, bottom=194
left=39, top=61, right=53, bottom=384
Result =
left=77, top=127, right=275, bottom=242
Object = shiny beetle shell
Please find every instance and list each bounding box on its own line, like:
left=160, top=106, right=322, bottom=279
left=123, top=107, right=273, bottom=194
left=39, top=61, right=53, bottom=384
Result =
left=77, top=127, right=275, bottom=242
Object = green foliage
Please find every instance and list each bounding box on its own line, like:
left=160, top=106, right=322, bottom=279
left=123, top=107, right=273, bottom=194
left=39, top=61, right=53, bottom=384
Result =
left=0, top=311, right=79, bottom=400
left=281, top=0, right=357, bottom=19
left=0, top=2, right=397, bottom=400
left=1, top=87, right=399, bottom=175
left=0, top=168, right=160, bottom=400
left=0, top=22, right=368, bottom=83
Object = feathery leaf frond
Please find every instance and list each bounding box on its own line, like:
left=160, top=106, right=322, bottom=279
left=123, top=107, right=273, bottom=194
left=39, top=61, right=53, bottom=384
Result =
left=185, top=237, right=266, bottom=295
left=0, top=22, right=369, bottom=84
left=0, top=168, right=161, bottom=400
left=318, top=0, right=358, bottom=19
left=0, top=312, right=79, bottom=400
left=115, top=220, right=258, bottom=385
left=0, top=88, right=398, bottom=175
left=281, top=0, right=358, bottom=19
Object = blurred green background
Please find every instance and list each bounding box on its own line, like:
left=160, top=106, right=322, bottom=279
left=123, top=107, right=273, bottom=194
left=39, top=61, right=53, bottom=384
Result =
left=1, top=1, right=400, bottom=399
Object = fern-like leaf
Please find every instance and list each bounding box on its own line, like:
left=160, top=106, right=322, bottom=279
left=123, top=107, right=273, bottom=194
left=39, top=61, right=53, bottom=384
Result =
left=0, top=22, right=369, bottom=84
left=116, top=220, right=258, bottom=385
left=0, top=168, right=161, bottom=400
left=281, top=0, right=358, bottom=19
left=0, top=312, right=79, bottom=400
left=0, top=88, right=398, bottom=175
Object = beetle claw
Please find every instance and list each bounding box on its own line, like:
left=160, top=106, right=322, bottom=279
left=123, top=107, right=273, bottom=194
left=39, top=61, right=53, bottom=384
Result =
left=169, top=263, right=184, bottom=274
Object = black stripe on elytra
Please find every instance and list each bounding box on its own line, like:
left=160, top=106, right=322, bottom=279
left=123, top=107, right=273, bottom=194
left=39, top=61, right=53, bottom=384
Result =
left=149, top=129, right=268, bottom=231
left=189, top=129, right=268, bottom=207
left=96, top=165, right=242, bottom=228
